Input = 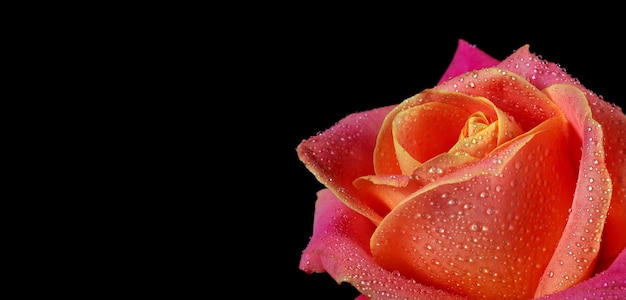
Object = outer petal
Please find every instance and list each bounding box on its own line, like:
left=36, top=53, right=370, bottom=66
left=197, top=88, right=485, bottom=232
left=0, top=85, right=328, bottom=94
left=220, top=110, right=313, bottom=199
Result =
left=438, top=39, right=500, bottom=84
left=300, top=189, right=470, bottom=300
left=498, top=47, right=626, bottom=271
left=297, top=105, right=395, bottom=224
left=537, top=247, right=626, bottom=299
left=534, top=84, right=613, bottom=297
left=497, top=44, right=594, bottom=91
left=590, top=99, right=626, bottom=272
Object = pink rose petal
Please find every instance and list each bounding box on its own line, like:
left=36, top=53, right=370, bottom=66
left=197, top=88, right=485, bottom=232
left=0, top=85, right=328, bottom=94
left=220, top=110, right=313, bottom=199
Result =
left=497, top=50, right=626, bottom=270
left=300, top=189, right=470, bottom=300
left=533, top=84, right=613, bottom=297
left=492, top=45, right=625, bottom=296
left=590, top=99, right=626, bottom=273
left=437, top=39, right=500, bottom=84
left=537, top=247, right=626, bottom=299
left=297, top=105, right=395, bottom=224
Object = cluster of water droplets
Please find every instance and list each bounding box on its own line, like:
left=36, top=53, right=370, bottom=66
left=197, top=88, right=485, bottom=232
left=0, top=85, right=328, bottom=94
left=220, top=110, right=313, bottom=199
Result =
left=537, top=121, right=613, bottom=296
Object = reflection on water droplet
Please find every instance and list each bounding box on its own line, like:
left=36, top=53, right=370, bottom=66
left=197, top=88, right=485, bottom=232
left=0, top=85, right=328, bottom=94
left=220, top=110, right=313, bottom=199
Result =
left=428, top=167, right=443, bottom=174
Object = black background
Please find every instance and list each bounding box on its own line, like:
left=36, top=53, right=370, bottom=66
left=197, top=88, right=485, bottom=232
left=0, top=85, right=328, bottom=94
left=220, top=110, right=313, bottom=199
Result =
left=238, top=16, right=626, bottom=299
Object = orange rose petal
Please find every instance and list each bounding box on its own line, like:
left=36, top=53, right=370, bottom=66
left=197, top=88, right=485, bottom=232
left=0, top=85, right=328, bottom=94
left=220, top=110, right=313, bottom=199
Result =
left=534, top=85, right=614, bottom=297
left=436, top=68, right=561, bottom=131
left=297, top=105, right=395, bottom=225
left=300, top=189, right=470, bottom=300
left=412, top=153, right=478, bottom=184
left=449, top=121, right=498, bottom=158
left=373, top=122, right=404, bottom=175
left=493, top=103, right=525, bottom=145
left=461, top=111, right=490, bottom=136
left=370, top=116, right=578, bottom=299
left=374, top=90, right=499, bottom=175
left=352, top=155, right=479, bottom=223
left=353, top=174, right=423, bottom=221
left=449, top=100, right=524, bottom=159
left=392, top=102, right=471, bottom=174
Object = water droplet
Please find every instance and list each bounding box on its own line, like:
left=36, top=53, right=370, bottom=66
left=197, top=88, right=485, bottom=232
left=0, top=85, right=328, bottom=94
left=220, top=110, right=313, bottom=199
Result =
left=470, top=223, right=488, bottom=232
left=428, top=167, right=443, bottom=174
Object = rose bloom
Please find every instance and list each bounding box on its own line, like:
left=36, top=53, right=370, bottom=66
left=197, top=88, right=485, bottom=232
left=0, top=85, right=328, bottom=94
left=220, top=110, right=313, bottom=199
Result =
left=297, top=39, right=626, bottom=299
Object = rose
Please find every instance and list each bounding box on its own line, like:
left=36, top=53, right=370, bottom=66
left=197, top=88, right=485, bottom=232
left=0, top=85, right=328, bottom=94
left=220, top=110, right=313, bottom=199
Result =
left=298, top=39, right=626, bottom=299
left=297, top=39, right=626, bottom=299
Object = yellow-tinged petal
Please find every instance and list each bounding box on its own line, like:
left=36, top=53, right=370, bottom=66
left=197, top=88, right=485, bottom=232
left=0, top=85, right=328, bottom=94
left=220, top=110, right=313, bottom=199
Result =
left=392, top=102, right=470, bottom=174
left=448, top=103, right=524, bottom=159
left=375, top=90, right=501, bottom=175
left=449, top=121, right=498, bottom=158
